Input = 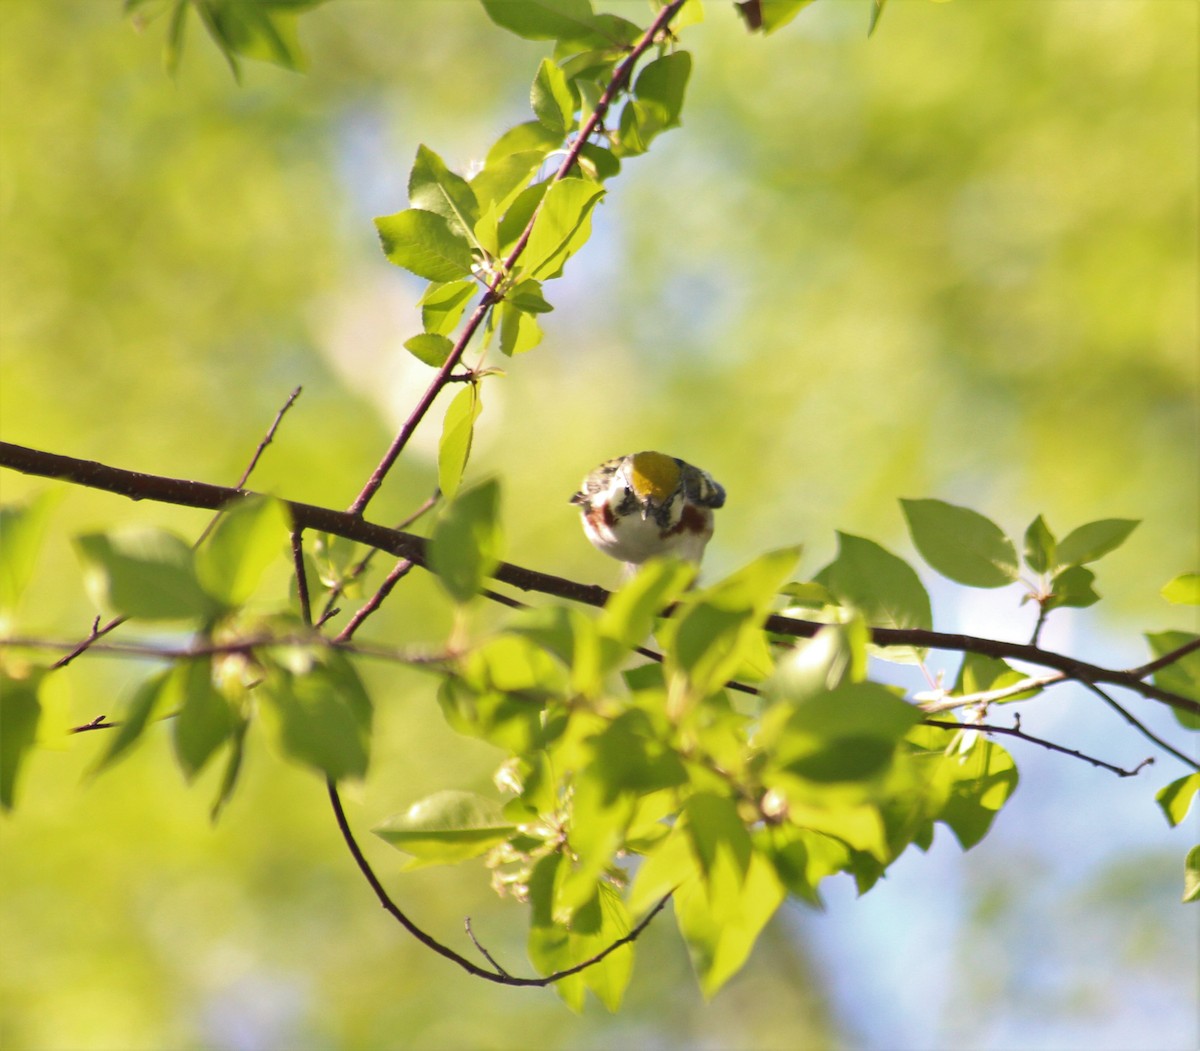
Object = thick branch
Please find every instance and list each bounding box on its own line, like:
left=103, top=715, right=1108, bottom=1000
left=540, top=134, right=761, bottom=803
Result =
left=3, top=440, right=1198, bottom=719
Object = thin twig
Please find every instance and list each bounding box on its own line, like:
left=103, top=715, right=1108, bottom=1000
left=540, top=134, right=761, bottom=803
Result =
left=335, top=559, right=415, bottom=642
left=917, top=672, right=1065, bottom=714
left=1126, top=636, right=1200, bottom=679
left=1077, top=680, right=1200, bottom=771
left=464, top=918, right=510, bottom=976
left=69, top=714, right=117, bottom=733
left=325, top=779, right=673, bottom=987
left=195, top=385, right=302, bottom=546
left=317, top=491, right=440, bottom=625
left=922, top=717, right=1154, bottom=777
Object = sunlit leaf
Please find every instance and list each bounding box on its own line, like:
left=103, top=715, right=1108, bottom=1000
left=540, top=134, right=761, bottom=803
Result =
left=374, top=790, right=515, bottom=868
left=75, top=527, right=214, bottom=622
left=531, top=57, right=575, bottom=134
left=0, top=492, right=57, bottom=621
left=1056, top=518, right=1139, bottom=567
left=166, top=658, right=237, bottom=780
left=1162, top=573, right=1200, bottom=605
left=520, top=178, right=605, bottom=279
left=480, top=0, right=595, bottom=42
left=1145, top=631, right=1200, bottom=729
left=436, top=382, right=483, bottom=498
left=194, top=495, right=290, bottom=607
left=404, top=333, right=454, bottom=368
left=901, top=498, right=1019, bottom=588
left=1184, top=846, right=1200, bottom=904
left=1023, top=514, right=1057, bottom=575
left=408, top=144, right=480, bottom=240
left=0, top=667, right=41, bottom=810
left=430, top=478, right=502, bottom=604
left=375, top=208, right=475, bottom=282
left=420, top=280, right=477, bottom=336
left=1157, top=773, right=1200, bottom=827
left=92, top=670, right=173, bottom=774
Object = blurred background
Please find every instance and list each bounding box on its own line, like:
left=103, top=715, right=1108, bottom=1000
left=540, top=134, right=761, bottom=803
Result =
left=1, top=1, right=1196, bottom=1048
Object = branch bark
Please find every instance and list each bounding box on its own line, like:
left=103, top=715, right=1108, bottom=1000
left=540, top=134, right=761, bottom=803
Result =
left=3, top=439, right=1198, bottom=719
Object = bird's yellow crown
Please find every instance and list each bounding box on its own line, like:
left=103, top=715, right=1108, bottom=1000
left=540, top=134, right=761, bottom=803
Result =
left=627, top=451, right=680, bottom=504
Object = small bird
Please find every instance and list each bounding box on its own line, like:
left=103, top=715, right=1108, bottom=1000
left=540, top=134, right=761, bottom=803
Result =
left=570, top=451, right=726, bottom=568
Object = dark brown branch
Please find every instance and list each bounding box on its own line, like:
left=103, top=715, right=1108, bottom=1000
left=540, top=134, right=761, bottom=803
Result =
left=335, top=559, right=415, bottom=642
left=923, top=717, right=1153, bottom=777
left=345, top=0, right=690, bottom=517
left=325, top=779, right=672, bottom=987
left=1127, top=636, right=1200, bottom=679
left=291, top=529, right=313, bottom=627
left=3, top=440, right=1198, bottom=720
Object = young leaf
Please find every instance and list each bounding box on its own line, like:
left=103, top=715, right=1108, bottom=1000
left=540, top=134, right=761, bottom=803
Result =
left=814, top=532, right=931, bottom=655
left=408, top=144, right=480, bottom=240
left=1184, top=846, right=1200, bottom=904
left=167, top=658, right=237, bottom=781
left=634, top=51, right=691, bottom=130
left=1056, top=518, right=1139, bottom=567
left=901, top=498, right=1019, bottom=588
left=420, top=280, right=477, bottom=336
left=954, top=652, right=1040, bottom=701
left=1023, top=514, right=1057, bottom=575
left=374, top=790, right=516, bottom=869
left=75, top=527, right=214, bottom=621
left=0, top=668, right=42, bottom=810
left=521, top=178, right=605, bottom=279
left=404, top=333, right=454, bottom=368
left=375, top=208, right=475, bottom=283
left=430, top=478, right=502, bottom=604
left=1045, top=564, right=1099, bottom=610
left=194, top=495, right=290, bottom=607
left=1144, top=631, right=1200, bottom=729
left=531, top=58, right=575, bottom=134
left=437, top=382, right=483, bottom=498
left=935, top=738, right=1019, bottom=849
left=0, top=492, right=56, bottom=620
left=260, top=651, right=372, bottom=781
left=92, top=670, right=173, bottom=774
left=480, top=0, right=595, bottom=42
left=498, top=302, right=543, bottom=356
left=597, top=557, right=696, bottom=655
left=1157, top=773, right=1200, bottom=828
left=1162, top=573, right=1200, bottom=605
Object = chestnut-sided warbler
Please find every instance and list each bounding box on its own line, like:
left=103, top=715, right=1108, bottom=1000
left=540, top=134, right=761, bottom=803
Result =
left=570, top=451, right=726, bottom=568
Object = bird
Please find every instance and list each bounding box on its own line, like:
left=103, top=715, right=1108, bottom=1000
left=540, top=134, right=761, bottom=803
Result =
left=570, top=451, right=725, bottom=569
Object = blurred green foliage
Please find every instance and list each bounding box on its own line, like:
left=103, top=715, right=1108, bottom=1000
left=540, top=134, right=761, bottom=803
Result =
left=1, top=0, right=1195, bottom=1048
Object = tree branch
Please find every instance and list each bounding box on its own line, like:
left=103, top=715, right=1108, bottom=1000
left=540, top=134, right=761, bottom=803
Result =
left=3, top=440, right=1197, bottom=719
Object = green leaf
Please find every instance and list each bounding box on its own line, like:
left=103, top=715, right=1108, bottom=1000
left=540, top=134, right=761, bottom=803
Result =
left=764, top=621, right=868, bottom=704
left=436, top=382, right=483, bottom=498
left=684, top=792, right=753, bottom=888
left=430, top=478, right=502, bottom=604
left=404, top=333, right=454, bottom=368
left=374, top=790, right=516, bottom=869
left=0, top=668, right=41, bottom=810
left=1056, top=518, right=1139, bottom=567
left=1045, top=564, right=1099, bottom=610
left=936, top=738, right=1019, bottom=849
left=0, top=492, right=56, bottom=621
left=375, top=208, right=475, bottom=283
left=665, top=547, right=800, bottom=698
left=1144, top=631, right=1200, bottom=729
left=1163, top=573, right=1200, bottom=605
left=520, top=178, right=605, bottom=279
left=408, top=145, right=480, bottom=241
left=1157, top=773, right=1200, bottom=828
left=507, top=278, right=554, bottom=314
left=954, top=652, right=1040, bottom=702
left=167, top=659, right=237, bottom=780
left=531, top=58, right=575, bottom=134
left=868, top=0, right=889, bottom=36
left=1023, top=514, right=1057, bottom=575
left=498, top=302, right=543, bottom=356
left=260, top=650, right=372, bottom=781
left=194, top=495, right=290, bottom=607
left=814, top=532, right=931, bottom=660
left=1184, top=846, right=1200, bottom=904
left=480, top=0, right=595, bottom=41
left=75, top=527, right=214, bottom=622
left=737, top=0, right=819, bottom=33
left=634, top=51, right=691, bottom=130
left=420, top=280, right=477, bottom=337
left=674, top=844, right=785, bottom=998
left=597, top=557, right=696, bottom=655
left=901, top=498, right=1019, bottom=588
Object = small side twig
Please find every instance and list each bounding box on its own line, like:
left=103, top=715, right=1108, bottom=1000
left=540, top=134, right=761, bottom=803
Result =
left=292, top=528, right=313, bottom=627
left=335, top=559, right=416, bottom=642
left=1127, top=636, right=1200, bottom=679
left=69, top=714, right=117, bottom=733
left=465, top=918, right=510, bottom=976
left=1078, top=680, right=1200, bottom=772
left=923, top=716, right=1153, bottom=778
